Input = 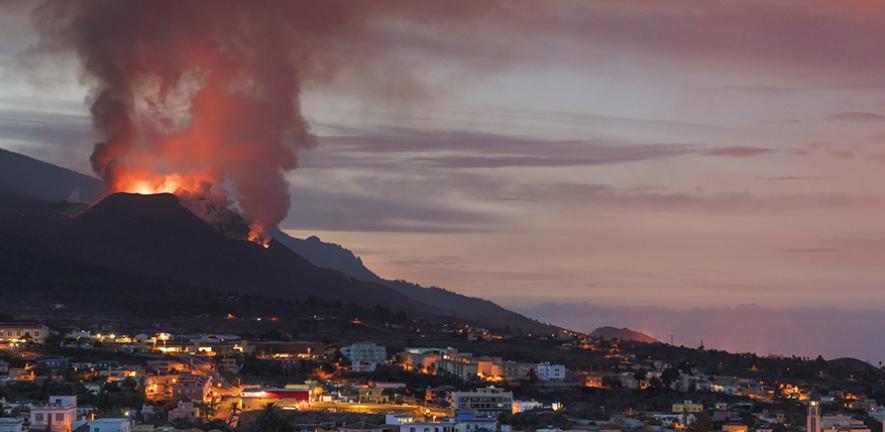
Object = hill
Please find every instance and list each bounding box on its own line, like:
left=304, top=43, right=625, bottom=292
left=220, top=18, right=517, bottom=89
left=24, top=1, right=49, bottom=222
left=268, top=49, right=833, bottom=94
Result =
left=591, top=326, right=658, bottom=343
left=0, top=148, right=556, bottom=332
left=0, top=190, right=439, bottom=311
left=271, top=230, right=553, bottom=331
left=0, top=147, right=103, bottom=202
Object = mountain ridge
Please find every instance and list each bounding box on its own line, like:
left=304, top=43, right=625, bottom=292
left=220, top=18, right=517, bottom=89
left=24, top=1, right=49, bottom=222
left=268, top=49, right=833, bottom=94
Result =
left=591, top=326, right=658, bottom=343
left=0, top=147, right=558, bottom=332
left=271, top=229, right=550, bottom=331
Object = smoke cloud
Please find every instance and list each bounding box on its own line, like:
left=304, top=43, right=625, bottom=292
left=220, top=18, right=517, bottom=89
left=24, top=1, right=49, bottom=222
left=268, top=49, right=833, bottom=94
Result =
left=29, top=0, right=408, bottom=244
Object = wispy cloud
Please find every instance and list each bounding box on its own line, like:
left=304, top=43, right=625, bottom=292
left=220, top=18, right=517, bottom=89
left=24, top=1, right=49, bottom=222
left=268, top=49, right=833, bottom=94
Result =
left=828, top=112, right=885, bottom=122
left=310, top=128, right=775, bottom=171
left=701, top=146, right=775, bottom=157
left=757, top=176, right=819, bottom=181
left=284, top=186, right=496, bottom=233
left=507, top=183, right=878, bottom=214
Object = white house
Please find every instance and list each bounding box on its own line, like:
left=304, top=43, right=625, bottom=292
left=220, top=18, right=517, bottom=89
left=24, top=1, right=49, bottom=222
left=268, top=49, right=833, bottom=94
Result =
left=342, top=342, right=387, bottom=372
left=450, top=387, right=513, bottom=417
left=29, top=396, right=76, bottom=432
left=0, top=322, right=49, bottom=344
left=534, top=363, right=565, bottom=381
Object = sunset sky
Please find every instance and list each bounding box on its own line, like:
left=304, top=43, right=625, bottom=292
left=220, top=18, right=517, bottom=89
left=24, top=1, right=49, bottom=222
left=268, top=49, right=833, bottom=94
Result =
left=3, top=1, right=885, bottom=314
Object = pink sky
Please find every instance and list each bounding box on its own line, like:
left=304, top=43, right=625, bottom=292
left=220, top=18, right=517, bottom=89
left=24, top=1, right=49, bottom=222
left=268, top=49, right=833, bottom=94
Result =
left=3, top=1, right=885, bottom=310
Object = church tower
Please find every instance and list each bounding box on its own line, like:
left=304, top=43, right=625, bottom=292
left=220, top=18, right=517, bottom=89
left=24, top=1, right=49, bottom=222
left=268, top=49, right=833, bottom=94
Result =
left=807, top=400, right=821, bottom=432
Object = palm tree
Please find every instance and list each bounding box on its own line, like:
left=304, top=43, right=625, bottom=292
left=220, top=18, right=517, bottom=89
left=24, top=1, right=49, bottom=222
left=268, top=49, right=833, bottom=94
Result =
left=253, top=403, right=293, bottom=432
left=226, top=401, right=242, bottom=426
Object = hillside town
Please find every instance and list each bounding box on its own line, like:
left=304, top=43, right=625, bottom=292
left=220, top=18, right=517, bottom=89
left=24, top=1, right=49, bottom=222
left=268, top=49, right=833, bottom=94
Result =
left=1, top=321, right=884, bottom=432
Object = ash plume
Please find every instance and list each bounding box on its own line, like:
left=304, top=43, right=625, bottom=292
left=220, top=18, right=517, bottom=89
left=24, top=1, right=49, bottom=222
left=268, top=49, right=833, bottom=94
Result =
left=29, top=0, right=397, bottom=244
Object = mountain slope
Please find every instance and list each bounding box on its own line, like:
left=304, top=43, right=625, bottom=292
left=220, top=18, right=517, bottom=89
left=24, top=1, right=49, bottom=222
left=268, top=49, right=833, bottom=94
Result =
left=0, top=147, right=103, bottom=202
left=0, top=148, right=557, bottom=332
left=272, top=230, right=554, bottom=332
left=271, top=233, right=382, bottom=282
left=0, top=190, right=436, bottom=314
left=591, top=326, right=658, bottom=343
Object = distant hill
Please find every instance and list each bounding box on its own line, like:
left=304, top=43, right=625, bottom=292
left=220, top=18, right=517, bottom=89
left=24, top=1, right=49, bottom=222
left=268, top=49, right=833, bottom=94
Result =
left=271, top=233, right=382, bottom=282
left=827, top=357, right=880, bottom=374
left=591, top=326, right=658, bottom=343
left=271, top=230, right=554, bottom=332
left=0, top=147, right=103, bottom=202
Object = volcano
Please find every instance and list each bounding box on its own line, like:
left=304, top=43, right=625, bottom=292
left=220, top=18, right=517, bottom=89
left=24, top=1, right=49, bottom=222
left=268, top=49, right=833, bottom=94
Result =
left=0, top=190, right=432, bottom=312
left=0, top=148, right=556, bottom=332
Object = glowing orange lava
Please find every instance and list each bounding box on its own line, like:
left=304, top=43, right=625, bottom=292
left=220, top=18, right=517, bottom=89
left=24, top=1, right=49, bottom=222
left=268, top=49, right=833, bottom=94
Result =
left=112, top=171, right=271, bottom=248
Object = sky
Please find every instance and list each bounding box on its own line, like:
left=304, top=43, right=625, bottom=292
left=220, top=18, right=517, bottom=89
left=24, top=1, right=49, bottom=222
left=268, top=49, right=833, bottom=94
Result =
left=3, top=1, right=885, bottom=325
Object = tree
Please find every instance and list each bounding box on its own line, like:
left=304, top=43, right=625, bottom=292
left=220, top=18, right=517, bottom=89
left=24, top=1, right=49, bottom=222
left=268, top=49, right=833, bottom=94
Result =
left=246, top=403, right=293, bottom=432
left=687, top=412, right=713, bottom=432
left=661, top=368, right=680, bottom=389
left=226, top=401, right=242, bottom=426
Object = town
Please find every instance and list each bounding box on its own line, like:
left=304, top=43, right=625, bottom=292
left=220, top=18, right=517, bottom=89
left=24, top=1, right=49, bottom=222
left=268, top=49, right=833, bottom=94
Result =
left=1, top=319, right=884, bottom=432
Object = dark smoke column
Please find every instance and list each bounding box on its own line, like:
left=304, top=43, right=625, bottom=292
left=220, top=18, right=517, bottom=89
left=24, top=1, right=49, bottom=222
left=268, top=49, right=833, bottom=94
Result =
left=31, top=0, right=376, bottom=244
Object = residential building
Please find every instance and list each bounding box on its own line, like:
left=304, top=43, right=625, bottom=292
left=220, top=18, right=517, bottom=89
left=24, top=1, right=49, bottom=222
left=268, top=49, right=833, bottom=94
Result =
left=38, top=357, right=68, bottom=370
left=436, top=356, right=479, bottom=381
left=534, top=363, right=565, bottom=381
left=339, top=422, right=389, bottom=432
left=722, top=425, right=748, bottom=432
left=251, top=341, right=324, bottom=359
left=619, top=372, right=639, bottom=389
left=820, top=415, right=870, bottom=432
left=168, top=401, right=200, bottom=423
left=30, top=396, right=76, bottom=432
left=395, top=421, right=455, bottom=432
left=454, top=410, right=499, bottom=432
left=172, top=374, right=211, bottom=402
left=475, top=357, right=504, bottom=381
left=450, top=387, right=513, bottom=418
left=512, top=400, right=543, bottom=414
left=0, top=418, right=23, bottom=432
left=78, top=418, right=131, bottom=432
left=0, top=322, right=49, bottom=344
left=500, top=361, right=534, bottom=381
left=358, top=386, right=388, bottom=403
left=401, top=348, right=456, bottom=373
left=342, top=343, right=387, bottom=372
left=673, top=401, right=704, bottom=413
left=145, top=375, right=177, bottom=402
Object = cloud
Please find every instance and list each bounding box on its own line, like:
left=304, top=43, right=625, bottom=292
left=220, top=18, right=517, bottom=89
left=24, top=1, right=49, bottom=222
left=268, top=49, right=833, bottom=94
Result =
left=829, top=149, right=856, bottom=160
left=757, top=176, right=819, bottom=181
left=310, top=128, right=776, bottom=171
left=283, top=186, right=496, bottom=233
left=829, top=112, right=885, bottom=122
left=722, top=85, right=798, bottom=95
left=782, top=248, right=839, bottom=253
left=509, top=182, right=880, bottom=214
left=701, top=146, right=775, bottom=157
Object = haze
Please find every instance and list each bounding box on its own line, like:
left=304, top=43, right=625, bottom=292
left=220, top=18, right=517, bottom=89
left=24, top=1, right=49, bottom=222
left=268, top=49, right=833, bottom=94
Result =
left=3, top=1, right=885, bottom=360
